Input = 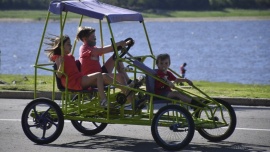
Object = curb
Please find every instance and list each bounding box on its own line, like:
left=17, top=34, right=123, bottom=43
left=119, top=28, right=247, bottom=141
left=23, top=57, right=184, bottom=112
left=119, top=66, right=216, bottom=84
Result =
left=0, top=91, right=62, bottom=100
left=0, top=91, right=269, bottom=106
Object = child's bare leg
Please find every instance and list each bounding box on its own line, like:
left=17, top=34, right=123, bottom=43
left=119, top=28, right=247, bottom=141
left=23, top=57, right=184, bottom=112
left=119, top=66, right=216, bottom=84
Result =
left=102, top=73, right=127, bottom=92
left=167, top=91, right=192, bottom=103
left=103, top=73, right=127, bottom=85
left=167, top=91, right=205, bottom=107
left=81, top=72, right=106, bottom=100
left=116, top=62, right=130, bottom=83
left=103, top=56, right=130, bottom=83
left=103, top=56, right=115, bottom=73
left=102, top=73, right=133, bottom=104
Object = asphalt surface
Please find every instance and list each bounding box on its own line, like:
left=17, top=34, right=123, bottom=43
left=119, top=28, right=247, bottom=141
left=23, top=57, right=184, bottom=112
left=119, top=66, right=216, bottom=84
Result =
left=0, top=90, right=269, bottom=106
left=1, top=99, right=270, bottom=152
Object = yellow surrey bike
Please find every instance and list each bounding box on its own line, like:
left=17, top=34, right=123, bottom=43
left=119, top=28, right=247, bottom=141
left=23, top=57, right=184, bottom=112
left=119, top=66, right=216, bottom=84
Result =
left=21, top=0, right=236, bottom=150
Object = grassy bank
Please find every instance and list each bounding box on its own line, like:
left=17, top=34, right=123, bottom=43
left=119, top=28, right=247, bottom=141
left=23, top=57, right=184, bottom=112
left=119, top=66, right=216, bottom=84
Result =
left=0, top=74, right=269, bottom=99
left=0, top=9, right=269, bottom=20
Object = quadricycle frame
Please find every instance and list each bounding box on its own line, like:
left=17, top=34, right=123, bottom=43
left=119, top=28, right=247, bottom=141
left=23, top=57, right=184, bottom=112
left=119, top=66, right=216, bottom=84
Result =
left=21, top=0, right=236, bottom=150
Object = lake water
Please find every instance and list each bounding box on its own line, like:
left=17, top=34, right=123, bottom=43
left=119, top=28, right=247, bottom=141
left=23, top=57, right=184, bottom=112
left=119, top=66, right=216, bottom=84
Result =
left=0, top=19, right=269, bottom=85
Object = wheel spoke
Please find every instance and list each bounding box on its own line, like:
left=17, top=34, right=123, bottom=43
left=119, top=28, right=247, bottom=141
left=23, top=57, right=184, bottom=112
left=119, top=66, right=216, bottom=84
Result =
left=42, top=126, right=47, bottom=139
left=41, top=107, right=52, bottom=118
left=28, top=124, right=39, bottom=128
left=33, top=106, right=40, bottom=120
left=71, top=120, right=107, bottom=135
left=45, top=117, right=58, bottom=127
left=93, top=122, right=98, bottom=128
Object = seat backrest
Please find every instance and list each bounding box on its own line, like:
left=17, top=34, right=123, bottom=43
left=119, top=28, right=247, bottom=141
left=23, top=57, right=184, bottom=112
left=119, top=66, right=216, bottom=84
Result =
left=145, top=74, right=156, bottom=93
left=75, top=60, right=81, bottom=72
left=133, top=60, right=156, bottom=75
left=132, top=60, right=170, bottom=104
left=132, top=60, right=157, bottom=93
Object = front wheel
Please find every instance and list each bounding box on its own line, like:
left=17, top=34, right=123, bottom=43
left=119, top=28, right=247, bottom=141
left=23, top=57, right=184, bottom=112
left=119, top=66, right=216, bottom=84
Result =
left=195, top=98, right=237, bottom=141
left=21, top=98, right=64, bottom=144
left=151, top=105, right=195, bottom=151
left=71, top=120, right=107, bottom=135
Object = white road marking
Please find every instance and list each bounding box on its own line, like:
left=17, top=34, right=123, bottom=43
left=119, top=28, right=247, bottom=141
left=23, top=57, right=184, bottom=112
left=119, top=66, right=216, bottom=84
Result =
left=1, top=118, right=270, bottom=132
left=236, top=127, right=270, bottom=132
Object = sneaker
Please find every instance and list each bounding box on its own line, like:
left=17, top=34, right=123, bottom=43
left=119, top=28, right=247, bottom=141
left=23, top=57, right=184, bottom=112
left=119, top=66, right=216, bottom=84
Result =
left=135, top=75, right=145, bottom=88
left=101, top=99, right=117, bottom=108
left=135, top=98, right=146, bottom=110
left=127, top=76, right=145, bottom=89
left=126, top=90, right=135, bottom=104
left=100, top=99, right=107, bottom=107
left=127, top=79, right=138, bottom=88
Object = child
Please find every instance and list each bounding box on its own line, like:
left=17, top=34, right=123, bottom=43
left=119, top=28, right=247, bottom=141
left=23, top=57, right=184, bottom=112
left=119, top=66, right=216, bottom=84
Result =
left=76, top=26, right=133, bottom=86
left=180, top=62, right=187, bottom=78
left=76, top=26, right=136, bottom=103
left=155, top=53, right=199, bottom=105
left=45, top=35, right=108, bottom=107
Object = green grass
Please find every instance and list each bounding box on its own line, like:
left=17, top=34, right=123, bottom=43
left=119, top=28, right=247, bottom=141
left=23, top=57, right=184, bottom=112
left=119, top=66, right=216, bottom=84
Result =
left=142, top=9, right=270, bottom=18
left=0, top=10, right=81, bottom=20
left=1, top=74, right=269, bottom=99
left=0, top=9, right=269, bottom=20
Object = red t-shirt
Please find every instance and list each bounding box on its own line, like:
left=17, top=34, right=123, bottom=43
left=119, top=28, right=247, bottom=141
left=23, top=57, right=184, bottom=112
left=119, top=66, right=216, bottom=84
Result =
left=79, top=44, right=102, bottom=75
left=155, top=70, right=176, bottom=94
left=60, top=54, right=83, bottom=90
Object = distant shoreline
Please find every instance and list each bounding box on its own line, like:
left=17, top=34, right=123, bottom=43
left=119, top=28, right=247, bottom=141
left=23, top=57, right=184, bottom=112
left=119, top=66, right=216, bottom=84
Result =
left=0, top=16, right=269, bottom=22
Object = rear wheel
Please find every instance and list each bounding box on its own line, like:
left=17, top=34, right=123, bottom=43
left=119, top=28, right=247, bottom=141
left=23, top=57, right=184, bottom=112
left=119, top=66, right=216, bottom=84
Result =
left=70, top=94, right=107, bottom=136
left=195, top=99, right=236, bottom=141
left=151, top=105, right=195, bottom=150
left=71, top=120, right=107, bottom=135
left=21, top=98, right=64, bottom=144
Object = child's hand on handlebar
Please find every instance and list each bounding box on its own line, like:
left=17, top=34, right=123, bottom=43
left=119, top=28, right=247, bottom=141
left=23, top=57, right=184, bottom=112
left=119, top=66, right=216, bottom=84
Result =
left=185, top=78, right=193, bottom=86
left=125, top=37, right=135, bottom=46
left=168, top=81, right=175, bottom=88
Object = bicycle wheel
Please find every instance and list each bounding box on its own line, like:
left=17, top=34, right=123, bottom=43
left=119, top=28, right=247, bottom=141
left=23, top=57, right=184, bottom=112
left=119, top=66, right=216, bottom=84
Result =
left=21, top=98, right=64, bottom=144
left=195, top=98, right=237, bottom=141
left=71, top=120, right=107, bottom=135
left=151, top=105, right=195, bottom=150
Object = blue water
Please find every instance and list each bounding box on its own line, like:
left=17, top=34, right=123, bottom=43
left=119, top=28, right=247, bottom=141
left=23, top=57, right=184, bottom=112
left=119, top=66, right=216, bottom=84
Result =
left=0, top=19, right=269, bottom=84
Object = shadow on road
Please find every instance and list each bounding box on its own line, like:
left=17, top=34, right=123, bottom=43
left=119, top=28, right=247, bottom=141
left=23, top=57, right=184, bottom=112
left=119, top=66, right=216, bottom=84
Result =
left=43, top=135, right=270, bottom=151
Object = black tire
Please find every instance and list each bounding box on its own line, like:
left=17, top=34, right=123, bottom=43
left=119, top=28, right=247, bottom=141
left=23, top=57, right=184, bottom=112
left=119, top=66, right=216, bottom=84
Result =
left=71, top=120, right=107, bottom=135
left=151, top=105, right=195, bottom=150
left=21, top=98, right=64, bottom=144
left=70, top=94, right=107, bottom=136
left=195, top=99, right=237, bottom=141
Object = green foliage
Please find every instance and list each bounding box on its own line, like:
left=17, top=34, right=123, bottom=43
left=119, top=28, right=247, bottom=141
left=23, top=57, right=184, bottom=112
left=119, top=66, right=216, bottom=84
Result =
left=1, top=9, right=269, bottom=19
left=0, top=0, right=51, bottom=9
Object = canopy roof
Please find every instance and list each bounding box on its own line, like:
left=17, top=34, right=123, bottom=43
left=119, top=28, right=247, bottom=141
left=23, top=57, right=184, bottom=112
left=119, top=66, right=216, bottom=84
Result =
left=49, top=0, right=144, bottom=23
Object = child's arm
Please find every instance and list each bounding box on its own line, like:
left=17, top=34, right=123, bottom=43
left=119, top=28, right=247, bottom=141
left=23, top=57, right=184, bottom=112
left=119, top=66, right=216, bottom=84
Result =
left=91, top=40, right=129, bottom=55
left=175, top=78, right=193, bottom=86
left=162, top=77, right=176, bottom=89
left=55, top=57, right=64, bottom=78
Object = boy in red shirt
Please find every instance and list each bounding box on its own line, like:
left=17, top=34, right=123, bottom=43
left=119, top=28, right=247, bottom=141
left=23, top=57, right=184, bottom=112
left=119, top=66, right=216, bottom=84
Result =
left=155, top=53, right=196, bottom=104
left=76, top=26, right=135, bottom=103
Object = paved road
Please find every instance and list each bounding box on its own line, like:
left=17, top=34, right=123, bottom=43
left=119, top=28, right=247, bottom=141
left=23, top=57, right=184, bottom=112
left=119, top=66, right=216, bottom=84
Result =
left=1, top=98, right=270, bottom=152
